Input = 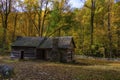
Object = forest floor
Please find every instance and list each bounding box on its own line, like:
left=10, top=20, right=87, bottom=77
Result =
left=0, top=56, right=120, bottom=80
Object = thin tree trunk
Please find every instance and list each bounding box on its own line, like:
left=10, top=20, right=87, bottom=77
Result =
left=2, top=27, right=7, bottom=50
left=90, top=0, right=95, bottom=54
left=58, top=29, right=61, bottom=37
left=41, top=0, right=48, bottom=37
left=12, top=13, right=18, bottom=42
left=82, top=25, right=84, bottom=54
left=38, top=14, right=41, bottom=36
left=117, top=26, right=120, bottom=56
left=28, top=16, right=33, bottom=36
left=2, top=14, right=8, bottom=50
left=108, top=0, right=112, bottom=58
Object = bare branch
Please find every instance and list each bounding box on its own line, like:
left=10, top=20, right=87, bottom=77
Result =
left=0, top=0, right=5, bottom=13
left=18, top=1, right=40, bottom=34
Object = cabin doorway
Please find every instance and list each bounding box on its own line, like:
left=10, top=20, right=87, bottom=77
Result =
left=20, top=51, right=24, bottom=60
left=37, top=49, right=46, bottom=60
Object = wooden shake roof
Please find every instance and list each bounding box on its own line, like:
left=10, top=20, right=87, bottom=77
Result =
left=12, top=36, right=76, bottom=48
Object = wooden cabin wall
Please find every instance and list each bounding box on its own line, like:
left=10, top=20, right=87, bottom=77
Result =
left=59, top=49, right=74, bottom=62
left=45, top=49, right=52, bottom=60
left=11, top=47, right=36, bottom=58
left=46, top=49, right=60, bottom=61
left=45, top=48, right=74, bottom=62
left=11, top=47, right=75, bottom=62
left=66, top=49, right=74, bottom=62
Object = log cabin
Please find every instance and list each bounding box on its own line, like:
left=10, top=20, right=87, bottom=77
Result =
left=11, top=36, right=76, bottom=62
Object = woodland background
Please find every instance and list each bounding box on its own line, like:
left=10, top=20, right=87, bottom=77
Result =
left=0, top=0, right=120, bottom=58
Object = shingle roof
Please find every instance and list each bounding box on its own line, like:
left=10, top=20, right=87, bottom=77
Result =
left=12, top=37, right=44, bottom=47
left=12, top=36, right=75, bottom=48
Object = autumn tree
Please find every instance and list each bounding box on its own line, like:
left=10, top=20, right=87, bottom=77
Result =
left=48, top=0, right=72, bottom=37
left=19, top=0, right=50, bottom=37
left=0, top=0, right=12, bottom=50
left=83, top=0, right=96, bottom=54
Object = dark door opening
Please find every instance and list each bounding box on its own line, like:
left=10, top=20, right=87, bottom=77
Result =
left=20, top=51, right=24, bottom=60
left=60, top=52, right=63, bottom=62
left=37, top=50, right=46, bottom=60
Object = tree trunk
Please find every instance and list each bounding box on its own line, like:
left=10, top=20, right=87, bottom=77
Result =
left=0, top=0, right=11, bottom=51
left=90, top=0, right=95, bottom=54
left=2, top=14, right=8, bottom=50
left=2, top=27, right=7, bottom=50
left=58, top=29, right=61, bottom=36
left=82, top=25, right=84, bottom=54
left=117, top=26, right=120, bottom=56
left=12, top=14, right=18, bottom=42
left=41, top=0, right=48, bottom=37
left=108, top=0, right=112, bottom=58
left=38, top=14, right=41, bottom=36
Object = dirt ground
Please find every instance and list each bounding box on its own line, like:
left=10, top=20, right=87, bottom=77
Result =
left=0, top=56, right=120, bottom=80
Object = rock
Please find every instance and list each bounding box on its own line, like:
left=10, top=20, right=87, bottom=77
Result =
left=0, top=64, right=15, bottom=79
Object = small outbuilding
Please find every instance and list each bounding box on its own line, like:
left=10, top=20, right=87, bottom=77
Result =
left=11, top=36, right=76, bottom=62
